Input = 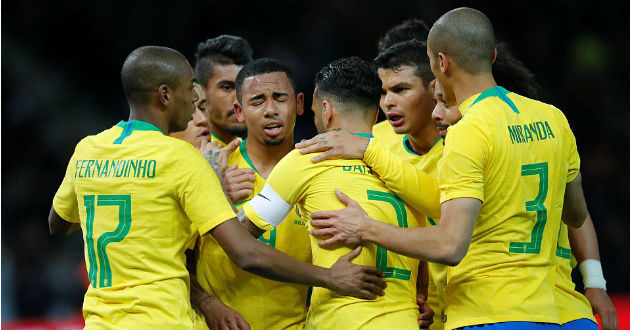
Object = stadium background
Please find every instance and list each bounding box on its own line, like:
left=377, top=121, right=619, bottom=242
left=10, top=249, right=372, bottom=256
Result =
left=2, top=0, right=628, bottom=328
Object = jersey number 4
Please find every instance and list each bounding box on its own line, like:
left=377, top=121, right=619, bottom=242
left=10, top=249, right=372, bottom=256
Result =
left=83, top=194, right=132, bottom=288
left=367, top=190, right=411, bottom=281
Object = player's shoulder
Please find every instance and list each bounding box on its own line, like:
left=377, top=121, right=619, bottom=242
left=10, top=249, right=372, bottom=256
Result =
left=510, top=92, right=571, bottom=126
left=74, top=124, right=123, bottom=153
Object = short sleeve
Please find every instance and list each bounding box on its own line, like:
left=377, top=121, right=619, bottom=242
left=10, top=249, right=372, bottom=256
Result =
left=173, top=146, right=236, bottom=236
left=242, top=150, right=319, bottom=230
left=562, top=114, right=580, bottom=183
left=52, top=149, right=80, bottom=223
left=438, top=117, right=489, bottom=204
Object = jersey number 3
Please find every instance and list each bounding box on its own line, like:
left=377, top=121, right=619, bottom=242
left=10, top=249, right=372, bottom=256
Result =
left=509, top=162, right=548, bottom=254
left=83, top=194, right=132, bottom=288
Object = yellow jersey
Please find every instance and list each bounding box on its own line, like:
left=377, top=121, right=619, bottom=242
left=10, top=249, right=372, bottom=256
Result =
left=243, top=142, right=423, bottom=330
left=554, top=224, right=596, bottom=324
left=195, top=139, right=312, bottom=330
left=210, top=132, right=242, bottom=147
left=438, top=86, right=580, bottom=329
left=373, top=121, right=447, bottom=330
left=52, top=120, right=236, bottom=330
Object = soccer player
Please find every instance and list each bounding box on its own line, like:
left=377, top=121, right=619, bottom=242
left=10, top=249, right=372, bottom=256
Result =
left=48, top=46, right=386, bottom=330
left=234, top=57, right=434, bottom=330
left=297, top=7, right=592, bottom=330
left=169, top=82, right=210, bottom=149
left=432, top=79, right=618, bottom=330
left=195, top=35, right=252, bottom=146
left=372, top=39, right=444, bottom=329
left=192, top=58, right=312, bottom=330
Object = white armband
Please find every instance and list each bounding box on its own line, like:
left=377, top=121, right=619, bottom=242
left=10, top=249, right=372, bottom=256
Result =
left=579, top=259, right=607, bottom=290
left=249, top=184, right=292, bottom=227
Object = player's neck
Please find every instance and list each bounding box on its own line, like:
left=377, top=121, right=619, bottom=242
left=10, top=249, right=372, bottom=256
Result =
left=208, top=122, right=236, bottom=144
left=331, top=120, right=372, bottom=136
left=452, top=73, right=497, bottom=105
left=128, top=110, right=168, bottom=134
left=407, top=122, right=440, bottom=155
left=245, top=135, right=294, bottom=179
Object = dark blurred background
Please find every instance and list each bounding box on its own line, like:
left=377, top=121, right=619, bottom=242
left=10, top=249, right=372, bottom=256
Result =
left=2, top=0, right=628, bottom=323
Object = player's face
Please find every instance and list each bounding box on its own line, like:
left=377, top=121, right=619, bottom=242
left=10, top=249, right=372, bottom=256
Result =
left=238, top=72, right=300, bottom=145
left=204, top=64, right=247, bottom=136
left=378, top=66, right=435, bottom=135
left=170, top=83, right=210, bottom=148
left=431, top=80, right=461, bottom=139
left=171, top=66, right=198, bottom=133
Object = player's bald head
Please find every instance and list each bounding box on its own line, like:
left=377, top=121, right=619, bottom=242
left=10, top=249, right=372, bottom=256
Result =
left=121, top=46, right=192, bottom=106
left=428, top=7, right=495, bottom=74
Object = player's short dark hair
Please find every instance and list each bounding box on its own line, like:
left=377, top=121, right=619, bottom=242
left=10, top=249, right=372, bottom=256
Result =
left=314, top=57, right=381, bottom=112
left=493, top=43, right=539, bottom=98
left=235, top=58, right=297, bottom=103
left=374, top=40, right=434, bottom=88
left=377, top=18, right=430, bottom=53
left=428, top=7, right=495, bottom=74
left=194, top=35, right=253, bottom=87
left=121, top=46, right=190, bottom=106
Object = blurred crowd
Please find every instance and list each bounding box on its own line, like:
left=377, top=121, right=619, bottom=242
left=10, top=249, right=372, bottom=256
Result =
left=2, top=0, right=628, bottom=320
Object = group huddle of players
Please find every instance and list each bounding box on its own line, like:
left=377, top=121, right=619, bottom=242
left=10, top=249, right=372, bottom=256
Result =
left=49, top=7, right=618, bottom=330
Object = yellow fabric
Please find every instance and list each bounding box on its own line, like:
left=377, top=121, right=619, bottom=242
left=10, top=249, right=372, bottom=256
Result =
left=244, top=149, right=423, bottom=330
left=372, top=122, right=447, bottom=330
left=195, top=141, right=311, bottom=330
left=52, top=120, right=236, bottom=330
left=554, top=223, right=597, bottom=324
left=210, top=132, right=242, bottom=148
left=437, top=87, right=581, bottom=329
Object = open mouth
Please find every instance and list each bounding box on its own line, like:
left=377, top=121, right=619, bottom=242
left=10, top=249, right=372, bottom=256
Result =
left=436, top=124, right=449, bottom=137
left=387, top=113, right=404, bottom=127
left=263, top=123, right=283, bottom=137
left=198, top=130, right=210, bottom=140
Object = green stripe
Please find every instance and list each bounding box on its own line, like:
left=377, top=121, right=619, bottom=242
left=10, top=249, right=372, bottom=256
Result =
left=234, top=198, right=251, bottom=208
left=469, top=86, right=519, bottom=114
left=211, top=132, right=227, bottom=145
left=402, top=135, right=441, bottom=156
left=83, top=195, right=98, bottom=288
left=239, top=138, right=261, bottom=176
left=427, top=217, right=437, bottom=226
left=113, top=120, right=162, bottom=144
left=354, top=133, right=374, bottom=138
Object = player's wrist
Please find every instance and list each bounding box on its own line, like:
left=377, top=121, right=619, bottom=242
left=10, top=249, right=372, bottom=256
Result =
left=579, top=259, right=607, bottom=290
left=360, top=216, right=380, bottom=243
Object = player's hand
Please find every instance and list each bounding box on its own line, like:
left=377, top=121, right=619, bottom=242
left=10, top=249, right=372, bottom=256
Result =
left=223, top=165, right=256, bottom=204
left=417, top=295, right=434, bottom=329
left=310, top=189, right=373, bottom=247
left=200, top=295, right=251, bottom=330
left=199, top=139, right=240, bottom=176
left=327, top=246, right=386, bottom=300
left=585, top=288, right=618, bottom=330
left=295, top=129, right=370, bottom=163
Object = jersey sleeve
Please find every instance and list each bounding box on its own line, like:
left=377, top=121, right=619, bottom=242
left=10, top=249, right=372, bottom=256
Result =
left=438, top=116, right=490, bottom=204
left=173, top=146, right=237, bottom=236
left=363, top=138, right=441, bottom=219
left=52, top=146, right=81, bottom=223
left=561, top=111, right=580, bottom=182
left=243, top=150, right=317, bottom=231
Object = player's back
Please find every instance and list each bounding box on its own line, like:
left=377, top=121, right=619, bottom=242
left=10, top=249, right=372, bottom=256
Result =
left=266, top=149, right=423, bottom=330
left=55, top=120, right=211, bottom=329
left=439, top=87, right=580, bottom=329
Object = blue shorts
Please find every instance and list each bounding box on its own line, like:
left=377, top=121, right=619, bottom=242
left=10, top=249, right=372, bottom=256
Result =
left=457, top=322, right=562, bottom=330
left=562, top=318, right=598, bottom=330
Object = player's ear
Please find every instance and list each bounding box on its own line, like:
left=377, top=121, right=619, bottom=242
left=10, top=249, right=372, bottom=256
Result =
left=322, top=100, right=333, bottom=128
left=437, top=51, right=448, bottom=73
left=234, top=100, right=245, bottom=122
left=491, top=48, right=498, bottom=64
left=296, top=92, right=305, bottom=116
left=157, top=84, right=170, bottom=106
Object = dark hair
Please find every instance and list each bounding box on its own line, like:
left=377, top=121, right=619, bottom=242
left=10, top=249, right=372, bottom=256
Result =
left=314, top=57, right=381, bottom=110
left=121, top=46, right=189, bottom=106
left=235, top=58, right=297, bottom=103
left=377, top=18, right=430, bottom=53
left=194, top=35, right=253, bottom=86
left=428, top=7, right=495, bottom=74
left=493, top=43, right=539, bottom=98
left=374, top=40, right=433, bottom=88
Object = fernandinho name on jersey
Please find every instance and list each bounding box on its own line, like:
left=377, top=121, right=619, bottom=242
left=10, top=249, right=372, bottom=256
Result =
left=507, top=121, right=556, bottom=144
left=74, top=159, right=157, bottom=179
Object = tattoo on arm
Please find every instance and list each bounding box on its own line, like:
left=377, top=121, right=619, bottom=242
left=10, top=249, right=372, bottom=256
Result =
left=204, top=149, right=223, bottom=179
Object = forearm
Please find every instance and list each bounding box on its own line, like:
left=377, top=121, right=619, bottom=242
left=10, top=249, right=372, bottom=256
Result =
left=48, top=206, right=80, bottom=236
left=417, top=261, right=429, bottom=299
left=364, top=140, right=440, bottom=219
left=567, top=213, right=600, bottom=262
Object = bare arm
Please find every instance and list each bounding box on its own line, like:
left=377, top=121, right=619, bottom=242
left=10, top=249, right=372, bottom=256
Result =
left=310, top=190, right=479, bottom=266
left=562, top=172, right=587, bottom=228
left=48, top=206, right=80, bottom=236
left=209, top=218, right=385, bottom=300
left=416, top=261, right=434, bottom=329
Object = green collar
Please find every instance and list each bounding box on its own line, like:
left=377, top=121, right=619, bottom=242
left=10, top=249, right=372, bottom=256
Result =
left=469, top=86, right=519, bottom=114
left=114, top=120, right=163, bottom=144
left=239, top=138, right=261, bottom=176
left=354, top=132, right=374, bottom=138
left=211, top=132, right=227, bottom=145
left=402, top=134, right=442, bottom=156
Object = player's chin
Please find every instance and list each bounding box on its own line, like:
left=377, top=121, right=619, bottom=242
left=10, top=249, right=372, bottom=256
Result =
left=263, top=136, right=286, bottom=146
